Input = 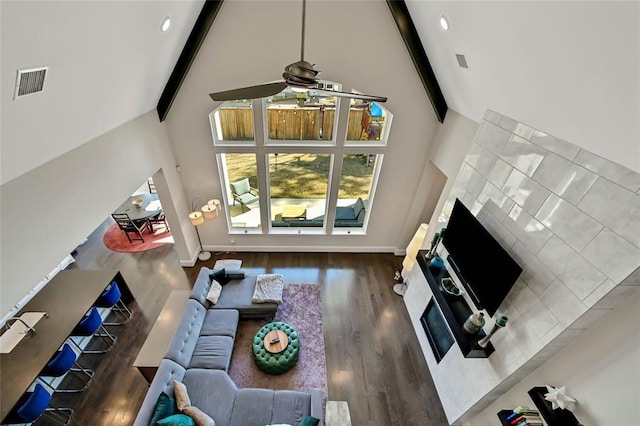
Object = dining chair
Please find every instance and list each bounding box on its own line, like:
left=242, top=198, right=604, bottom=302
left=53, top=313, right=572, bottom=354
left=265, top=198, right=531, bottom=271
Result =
left=69, top=307, right=116, bottom=354
left=3, top=383, right=74, bottom=425
left=147, top=210, right=169, bottom=233
left=94, top=281, right=132, bottom=326
left=39, top=343, right=94, bottom=393
left=111, top=212, right=150, bottom=243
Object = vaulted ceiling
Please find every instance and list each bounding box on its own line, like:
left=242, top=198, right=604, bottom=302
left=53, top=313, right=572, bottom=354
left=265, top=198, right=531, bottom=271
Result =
left=2, top=0, right=638, bottom=186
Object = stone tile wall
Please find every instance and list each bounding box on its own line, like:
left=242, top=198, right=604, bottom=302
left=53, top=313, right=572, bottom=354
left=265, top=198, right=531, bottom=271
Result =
left=440, top=110, right=640, bottom=372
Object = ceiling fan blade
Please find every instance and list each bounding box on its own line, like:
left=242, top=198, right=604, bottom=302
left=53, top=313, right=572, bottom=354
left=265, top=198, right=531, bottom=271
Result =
left=210, top=81, right=288, bottom=102
left=310, top=88, right=388, bottom=103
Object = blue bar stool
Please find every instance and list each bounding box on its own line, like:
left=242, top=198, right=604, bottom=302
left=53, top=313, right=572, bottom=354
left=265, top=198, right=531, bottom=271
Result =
left=3, top=383, right=73, bottom=425
left=94, top=281, right=132, bottom=326
left=39, top=343, right=94, bottom=393
left=69, top=307, right=116, bottom=354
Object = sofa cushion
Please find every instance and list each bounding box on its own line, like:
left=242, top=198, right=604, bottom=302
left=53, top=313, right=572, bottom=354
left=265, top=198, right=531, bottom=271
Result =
left=212, top=275, right=278, bottom=318
left=165, top=300, right=207, bottom=368
left=270, top=391, right=312, bottom=426
left=299, top=415, right=320, bottom=426
left=201, top=309, right=239, bottom=338
left=224, top=269, right=245, bottom=280
left=133, top=359, right=187, bottom=426
left=209, top=268, right=230, bottom=285
left=229, top=389, right=275, bottom=426
left=157, top=414, right=196, bottom=426
left=191, top=268, right=278, bottom=318
left=182, top=406, right=215, bottom=426
left=206, top=280, right=223, bottom=304
left=188, top=336, right=234, bottom=371
left=183, top=369, right=237, bottom=426
left=150, top=392, right=178, bottom=426
left=173, top=380, right=192, bottom=410
left=335, top=206, right=356, bottom=221
left=352, top=198, right=365, bottom=220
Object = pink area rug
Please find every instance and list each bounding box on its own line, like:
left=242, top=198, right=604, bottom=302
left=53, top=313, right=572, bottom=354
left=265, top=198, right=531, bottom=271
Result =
left=102, top=223, right=173, bottom=253
left=228, top=284, right=328, bottom=398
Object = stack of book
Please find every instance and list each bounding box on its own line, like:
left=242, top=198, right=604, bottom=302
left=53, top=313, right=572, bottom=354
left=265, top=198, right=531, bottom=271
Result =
left=506, top=406, right=543, bottom=425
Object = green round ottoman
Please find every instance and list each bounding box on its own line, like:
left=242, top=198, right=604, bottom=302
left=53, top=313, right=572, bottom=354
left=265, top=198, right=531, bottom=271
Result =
left=252, top=321, right=300, bottom=374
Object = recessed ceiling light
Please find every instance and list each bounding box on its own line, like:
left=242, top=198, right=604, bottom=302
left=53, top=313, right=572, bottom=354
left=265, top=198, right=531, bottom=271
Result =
left=440, top=15, right=450, bottom=31
left=161, top=17, right=171, bottom=32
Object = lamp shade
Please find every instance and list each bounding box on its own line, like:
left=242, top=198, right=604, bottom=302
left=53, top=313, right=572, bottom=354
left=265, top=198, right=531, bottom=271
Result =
left=402, top=223, right=428, bottom=272
left=208, top=199, right=222, bottom=212
left=189, top=211, right=204, bottom=226
left=201, top=204, right=217, bottom=220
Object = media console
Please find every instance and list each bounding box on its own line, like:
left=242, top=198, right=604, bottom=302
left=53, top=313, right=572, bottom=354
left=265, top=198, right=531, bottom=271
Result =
left=417, top=250, right=495, bottom=359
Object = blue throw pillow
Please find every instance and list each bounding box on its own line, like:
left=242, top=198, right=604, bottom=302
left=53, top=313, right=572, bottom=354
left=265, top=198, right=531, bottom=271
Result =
left=149, top=392, right=178, bottom=425
left=299, top=415, right=320, bottom=426
left=157, top=414, right=196, bottom=426
left=209, top=268, right=230, bottom=285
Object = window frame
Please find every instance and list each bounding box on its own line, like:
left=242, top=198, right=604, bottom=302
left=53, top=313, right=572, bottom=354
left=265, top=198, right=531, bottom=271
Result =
left=209, top=84, right=392, bottom=235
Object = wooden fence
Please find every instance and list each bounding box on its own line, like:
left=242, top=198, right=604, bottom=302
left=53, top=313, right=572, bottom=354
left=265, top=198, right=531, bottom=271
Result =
left=217, top=107, right=383, bottom=141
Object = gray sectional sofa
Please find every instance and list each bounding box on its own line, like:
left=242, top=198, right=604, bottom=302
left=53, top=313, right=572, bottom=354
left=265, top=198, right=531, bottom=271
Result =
left=133, top=268, right=323, bottom=426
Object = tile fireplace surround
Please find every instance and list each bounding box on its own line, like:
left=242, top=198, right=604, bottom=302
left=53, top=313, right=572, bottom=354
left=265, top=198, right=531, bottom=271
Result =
left=404, top=110, right=640, bottom=424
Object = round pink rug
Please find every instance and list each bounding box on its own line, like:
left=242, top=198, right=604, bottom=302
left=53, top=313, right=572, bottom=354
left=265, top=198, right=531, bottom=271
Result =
left=102, top=223, right=174, bottom=253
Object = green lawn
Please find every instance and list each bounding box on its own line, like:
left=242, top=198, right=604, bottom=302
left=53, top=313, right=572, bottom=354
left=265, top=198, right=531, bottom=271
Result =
left=225, top=153, right=374, bottom=199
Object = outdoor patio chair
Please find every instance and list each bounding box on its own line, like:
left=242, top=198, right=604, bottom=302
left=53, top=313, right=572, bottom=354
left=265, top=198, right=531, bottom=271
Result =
left=230, top=178, right=259, bottom=210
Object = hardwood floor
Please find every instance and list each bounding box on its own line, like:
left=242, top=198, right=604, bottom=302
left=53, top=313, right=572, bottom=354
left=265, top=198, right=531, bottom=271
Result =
left=43, top=218, right=448, bottom=425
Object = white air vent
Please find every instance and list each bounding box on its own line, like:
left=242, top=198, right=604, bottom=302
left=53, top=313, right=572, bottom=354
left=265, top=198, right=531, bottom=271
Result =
left=456, top=54, right=469, bottom=69
left=14, top=67, right=48, bottom=99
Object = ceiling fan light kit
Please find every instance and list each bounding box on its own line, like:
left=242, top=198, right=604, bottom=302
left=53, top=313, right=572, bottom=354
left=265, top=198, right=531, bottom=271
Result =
left=210, top=0, right=387, bottom=104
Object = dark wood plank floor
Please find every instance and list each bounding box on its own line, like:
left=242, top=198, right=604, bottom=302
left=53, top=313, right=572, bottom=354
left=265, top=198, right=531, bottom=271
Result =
left=41, top=218, right=448, bottom=425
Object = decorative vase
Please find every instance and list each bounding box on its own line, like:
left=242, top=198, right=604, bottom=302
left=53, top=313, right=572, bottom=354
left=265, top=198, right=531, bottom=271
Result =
left=478, top=315, right=508, bottom=348
left=463, top=312, right=485, bottom=334
left=429, top=256, right=445, bottom=274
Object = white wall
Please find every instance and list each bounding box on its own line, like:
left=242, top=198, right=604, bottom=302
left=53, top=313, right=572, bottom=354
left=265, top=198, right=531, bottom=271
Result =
left=406, top=1, right=640, bottom=172
left=164, top=0, right=441, bottom=253
left=0, top=111, right=189, bottom=317
left=0, top=0, right=202, bottom=185
left=423, top=109, right=478, bottom=244
left=404, top=109, right=640, bottom=423
left=466, top=290, right=640, bottom=426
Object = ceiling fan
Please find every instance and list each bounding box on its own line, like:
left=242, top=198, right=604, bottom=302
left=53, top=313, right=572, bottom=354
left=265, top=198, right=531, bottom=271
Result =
left=209, top=0, right=387, bottom=104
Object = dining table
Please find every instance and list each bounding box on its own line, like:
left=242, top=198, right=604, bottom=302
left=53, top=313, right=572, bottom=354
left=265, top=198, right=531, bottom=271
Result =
left=112, top=193, right=162, bottom=221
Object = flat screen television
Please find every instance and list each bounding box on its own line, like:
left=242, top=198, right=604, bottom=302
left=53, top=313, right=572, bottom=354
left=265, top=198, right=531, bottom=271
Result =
left=441, top=199, right=522, bottom=317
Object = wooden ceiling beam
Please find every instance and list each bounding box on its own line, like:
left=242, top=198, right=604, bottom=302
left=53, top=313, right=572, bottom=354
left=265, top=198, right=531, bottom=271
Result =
left=386, top=0, right=448, bottom=123
left=157, top=0, right=224, bottom=122
left=158, top=0, right=447, bottom=123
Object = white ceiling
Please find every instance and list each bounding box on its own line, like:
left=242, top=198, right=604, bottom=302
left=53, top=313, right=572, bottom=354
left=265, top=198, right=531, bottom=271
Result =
left=0, top=0, right=203, bottom=185
left=406, top=0, right=640, bottom=172
left=1, top=0, right=638, bottom=186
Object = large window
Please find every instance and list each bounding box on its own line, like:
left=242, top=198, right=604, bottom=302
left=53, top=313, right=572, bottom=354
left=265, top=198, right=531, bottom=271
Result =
left=212, top=100, right=254, bottom=145
left=345, top=99, right=390, bottom=145
left=335, top=154, right=381, bottom=229
left=265, top=87, right=337, bottom=143
left=270, top=153, right=331, bottom=229
left=219, top=153, right=260, bottom=228
left=211, top=82, right=392, bottom=234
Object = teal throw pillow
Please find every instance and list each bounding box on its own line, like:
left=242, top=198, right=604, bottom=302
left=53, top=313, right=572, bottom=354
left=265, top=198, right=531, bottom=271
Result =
left=149, top=392, right=178, bottom=425
left=299, top=416, right=320, bottom=426
left=157, top=414, right=196, bottom=426
left=209, top=268, right=230, bottom=285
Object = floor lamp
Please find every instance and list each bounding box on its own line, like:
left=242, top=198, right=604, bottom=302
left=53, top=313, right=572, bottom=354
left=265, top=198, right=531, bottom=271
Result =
left=189, top=198, right=220, bottom=261
left=393, top=223, right=428, bottom=296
